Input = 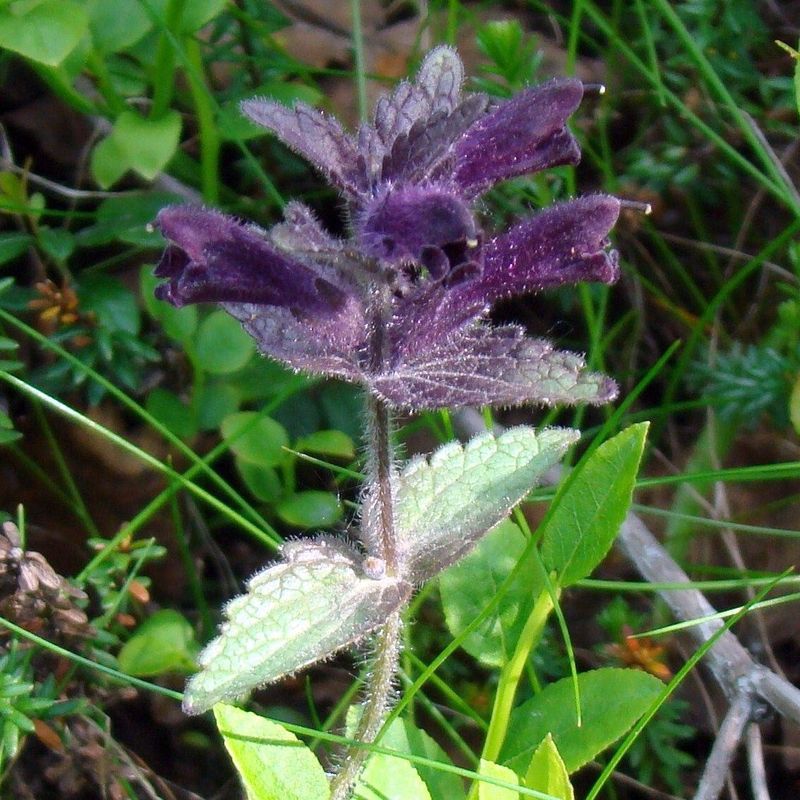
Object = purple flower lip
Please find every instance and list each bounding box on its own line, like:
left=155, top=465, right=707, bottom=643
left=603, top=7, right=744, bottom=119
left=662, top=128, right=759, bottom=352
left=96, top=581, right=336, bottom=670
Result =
left=154, top=206, right=349, bottom=315
left=153, top=46, right=623, bottom=411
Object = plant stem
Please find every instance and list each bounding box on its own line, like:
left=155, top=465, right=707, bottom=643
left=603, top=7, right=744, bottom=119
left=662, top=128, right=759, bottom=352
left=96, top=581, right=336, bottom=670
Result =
left=365, top=393, right=400, bottom=574
left=329, top=392, right=402, bottom=799
left=184, top=37, right=220, bottom=204
left=467, top=589, right=553, bottom=800
left=329, top=610, right=403, bottom=800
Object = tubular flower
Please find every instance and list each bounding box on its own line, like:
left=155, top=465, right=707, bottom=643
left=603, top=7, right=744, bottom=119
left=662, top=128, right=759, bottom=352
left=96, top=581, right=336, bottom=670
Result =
left=154, top=47, right=620, bottom=410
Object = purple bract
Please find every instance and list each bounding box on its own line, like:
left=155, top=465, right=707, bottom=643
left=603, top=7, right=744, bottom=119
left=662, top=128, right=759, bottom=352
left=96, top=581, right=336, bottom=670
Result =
left=154, top=47, right=620, bottom=410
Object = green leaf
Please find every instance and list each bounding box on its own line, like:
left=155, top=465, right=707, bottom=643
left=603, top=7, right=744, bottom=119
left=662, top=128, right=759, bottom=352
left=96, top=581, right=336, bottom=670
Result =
left=276, top=491, right=342, bottom=528
left=523, top=735, right=573, bottom=800
left=117, top=610, right=198, bottom=676
left=501, top=668, right=663, bottom=775
left=776, top=39, right=800, bottom=116
left=540, top=424, right=648, bottom=587
left=0, top=429, right=22, bottom=445
left=178, top=0, right=227, bottom=32
left=790, top=372, right=800, bottom=435
left=183, top=539, right=410, bottom=714
left=91, top=110, right=181, bottom=187
left=196, top=381, right=240, bottom=431
left=220, top=412, right=289, bottom=468
left=214, top=705, right=330, bottom=800
left=194, top=311, right=255, bottom=375
left=88, top=0, right=151, bottom=53
left=145, top=388, right=197, bottom=439
left=0, top=233, right=32, bottom=265
left=396, top=427, right=578, bottom=583
left=478, top=759, right=519, bottom=800
left=237, top=460, right=282, bottom=503
left=82, top=194, right=181, bottom=248
left=356, top=737, right=432, bottom=800
left=296, top=429, right=355, bottom=460
left=369, top=717, right=465, bottom=800
left=0, top=0, right=88, bottom=66
left=80, top=274, right=140, bottom=335
left=36, top=227, right=74, bottom=263
left=440, top=520, right=545, bottom=668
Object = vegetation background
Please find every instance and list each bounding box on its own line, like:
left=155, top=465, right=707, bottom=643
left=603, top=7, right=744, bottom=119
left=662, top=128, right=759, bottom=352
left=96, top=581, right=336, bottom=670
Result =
left=0, top=0, right=798, bottom=798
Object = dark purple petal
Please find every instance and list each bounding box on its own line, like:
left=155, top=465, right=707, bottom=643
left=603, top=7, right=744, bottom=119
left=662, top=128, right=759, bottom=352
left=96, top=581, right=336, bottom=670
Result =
left=457, top=195, right=620, bottom=307
left=370, top=325, right=617, bottom=410
left=241, top=100, right=366, bottom=196
left=358, top=185, right=479, bottom=266
left=452, top=79, right=583, bottom=196
left=154, top=206, right=350, bottom=314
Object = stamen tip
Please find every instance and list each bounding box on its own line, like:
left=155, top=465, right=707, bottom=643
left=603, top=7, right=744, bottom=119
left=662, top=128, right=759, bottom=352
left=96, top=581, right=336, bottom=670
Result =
left=583, top=82, right=607, bottom=96
left=619, top=199, right=653, bottom=215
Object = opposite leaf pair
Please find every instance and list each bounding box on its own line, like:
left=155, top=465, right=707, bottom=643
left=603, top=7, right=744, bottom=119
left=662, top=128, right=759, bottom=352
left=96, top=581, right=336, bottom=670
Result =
left=183, top=426, right=577, bottom=713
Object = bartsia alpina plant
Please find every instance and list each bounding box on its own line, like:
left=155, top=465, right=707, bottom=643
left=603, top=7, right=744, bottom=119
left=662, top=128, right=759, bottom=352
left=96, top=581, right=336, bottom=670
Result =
left=154, top=46, right=621, bottom=798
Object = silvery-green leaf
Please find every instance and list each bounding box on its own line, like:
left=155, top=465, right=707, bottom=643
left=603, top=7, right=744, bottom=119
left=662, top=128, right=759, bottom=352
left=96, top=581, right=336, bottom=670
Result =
left=396, top=427, right=578, bottom=583
left=183, top=538, right=411, bottom=714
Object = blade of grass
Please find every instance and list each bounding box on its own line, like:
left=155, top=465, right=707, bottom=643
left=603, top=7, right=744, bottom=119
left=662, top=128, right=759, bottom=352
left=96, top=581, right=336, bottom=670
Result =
left=586, top=574, right=786, bottom=799
left=0, top=309, right=281, bottom=536
left=0, top=370, right=279, bottom=550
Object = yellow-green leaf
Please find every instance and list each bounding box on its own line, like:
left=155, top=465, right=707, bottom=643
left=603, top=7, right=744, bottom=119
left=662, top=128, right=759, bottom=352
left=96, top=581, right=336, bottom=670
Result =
left=214, top=705, right=329, bottom=800
left=523, top=735, right=574, bottom=800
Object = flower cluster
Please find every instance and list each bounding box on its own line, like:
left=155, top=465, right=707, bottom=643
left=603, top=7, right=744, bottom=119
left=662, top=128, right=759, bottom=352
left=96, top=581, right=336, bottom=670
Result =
left=155, top=47, right=620, bottom=410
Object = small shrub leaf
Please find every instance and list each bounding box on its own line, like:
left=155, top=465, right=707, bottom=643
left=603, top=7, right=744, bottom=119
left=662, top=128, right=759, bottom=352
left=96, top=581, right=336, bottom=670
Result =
left=296, top=429, right=356, bottom=460
left=118, top=610, right=198, bottom=676
left=540, top=423, right=648, bottom=587
left=214, top=704, right=330, bottom=800
left=194, top=310, right=255, bottom=374
left=276, top=491, right=342, bottom=528
left=354, top=715, right=465, bottom=800
left=220, top=412, right=289, bottom=467
left=790, top=372, right=800, bottom=435
left=0, top=1, right=88, bottom=66
left=91, top=110, right=181, bottom=187
left=501, top=668, right=663, bottom=774
left=440, top=520, right=545, bottom=667
left=356, top=747, right=432, bottom=800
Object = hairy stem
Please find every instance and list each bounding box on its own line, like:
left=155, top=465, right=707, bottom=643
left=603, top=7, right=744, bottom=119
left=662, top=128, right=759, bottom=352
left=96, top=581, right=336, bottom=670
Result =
left=328, top=393, right=403, bottom=799
left=365, top=393, right=400, bottom=574
left=329, top=610, right=403, bottom=800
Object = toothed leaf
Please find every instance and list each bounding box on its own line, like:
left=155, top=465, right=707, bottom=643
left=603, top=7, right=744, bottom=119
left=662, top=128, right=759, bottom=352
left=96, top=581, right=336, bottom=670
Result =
left=241, top=100, right=364, bottom=196
left=396, top=426, right=578, bottom=582
left=183, top=540, right=411, bottom=714
left=374, top=46, right=464, bottom=149
left=373, top=326, right=617, bottom=410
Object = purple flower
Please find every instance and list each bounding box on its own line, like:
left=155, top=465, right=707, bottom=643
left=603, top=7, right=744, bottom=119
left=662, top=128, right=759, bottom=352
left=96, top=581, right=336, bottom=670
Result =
left=154, top=47, right=620, bottom=410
